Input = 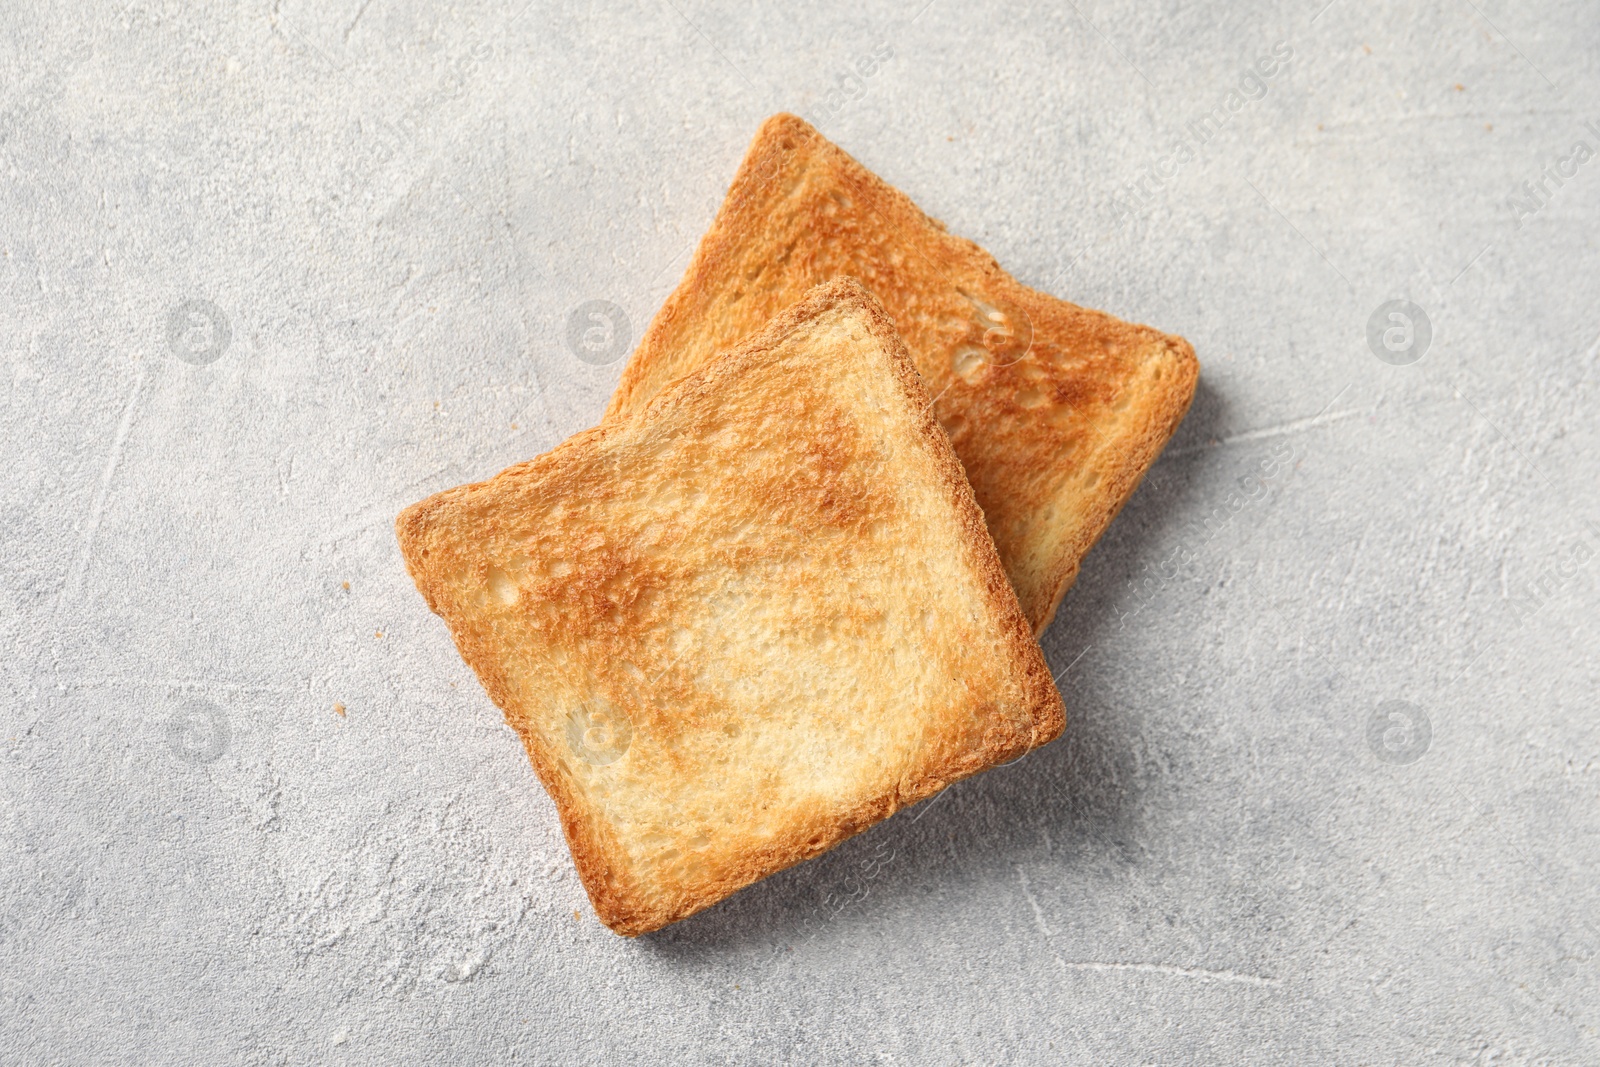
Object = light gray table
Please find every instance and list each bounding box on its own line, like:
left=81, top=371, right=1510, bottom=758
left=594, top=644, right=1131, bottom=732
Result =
left=3, top=1, right=1596, bottom=1063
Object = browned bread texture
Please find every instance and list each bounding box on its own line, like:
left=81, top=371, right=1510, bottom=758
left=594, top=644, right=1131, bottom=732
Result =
left=606, top=113, right=1199, bottom=633
left=396, top=280, right=1064, bottom=936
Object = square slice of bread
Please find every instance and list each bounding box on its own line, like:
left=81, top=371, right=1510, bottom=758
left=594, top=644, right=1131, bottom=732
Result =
left=606, top=113, right=1199, bottom=633
left=397, top=280, right=1064, bottom=936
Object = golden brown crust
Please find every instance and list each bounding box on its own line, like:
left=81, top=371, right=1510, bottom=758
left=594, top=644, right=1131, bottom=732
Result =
left=397, top=279, right=1062, bottom=936
left=607, top=114, right=1200, bottom=633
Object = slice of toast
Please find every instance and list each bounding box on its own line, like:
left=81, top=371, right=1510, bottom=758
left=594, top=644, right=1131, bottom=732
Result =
left=607, top=114, right=1199, bottom=633
left=397, top=280, right=1064, bottom=936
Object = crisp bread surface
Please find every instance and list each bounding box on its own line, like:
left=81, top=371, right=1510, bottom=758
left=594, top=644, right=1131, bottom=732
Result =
left=397, top=280, right=1064, bottom=935
left=607, top=114, right=1200, bottom=633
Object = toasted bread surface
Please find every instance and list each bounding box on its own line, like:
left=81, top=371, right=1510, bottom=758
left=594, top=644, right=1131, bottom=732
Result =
left=397, top=280, right=1063, bottom=935
left=607, top=114, right=1199, bottom=633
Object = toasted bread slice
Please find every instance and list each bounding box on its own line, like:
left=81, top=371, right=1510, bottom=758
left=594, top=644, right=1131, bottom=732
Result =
left=607, top=114, right=1198, bottom=633
left=397, top=280, right=1064, bottom=936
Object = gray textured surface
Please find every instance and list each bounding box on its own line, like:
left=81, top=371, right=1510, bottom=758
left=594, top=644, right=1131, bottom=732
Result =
left=3, top=0, right=1597, bottom=1063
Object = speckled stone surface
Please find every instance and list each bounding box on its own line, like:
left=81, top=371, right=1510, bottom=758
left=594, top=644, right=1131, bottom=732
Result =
left=3, top=1, right=1597, bottom=1063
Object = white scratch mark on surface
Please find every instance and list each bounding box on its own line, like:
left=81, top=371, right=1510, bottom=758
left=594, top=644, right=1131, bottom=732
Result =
left=64, top=366, right=147, bottom=602
left=1450, top=243, right=1493, bottom=287
left=1054, top=956, right=1278, bottom=986
left=1581, top=329, right=1600, bottom=366
left=1333, top=526, right=1369, bottom=616
left=1015, top=865, right=1055, bottom=937
left=317, top=461, right=464, bottom=548
left=1052, top=643, right=1091, bottom=684
left=1163, top=405, right=1364, bottom=459
left=38, top=675, right=302, bottom=696
left=649, top=240, right=697, bottom=289
left=342, top=0, right=376, bottom=42
left=908, top=784, right=953, bottom=823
